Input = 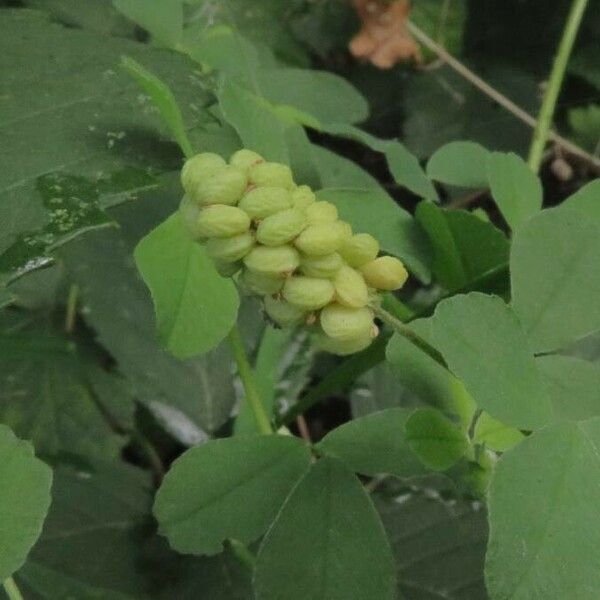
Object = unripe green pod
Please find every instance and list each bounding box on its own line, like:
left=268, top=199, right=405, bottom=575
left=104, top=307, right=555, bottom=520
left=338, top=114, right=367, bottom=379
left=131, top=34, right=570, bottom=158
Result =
left=336, top=221, right=353, bottom=241
left=360, top=256, right=409, bottom=290
left=238, top=187, right=292, bottom=220
left=300, top=252, right=343, bottom=278
left=196, top=205, right=250, bottom=238
left=243, top=245, right=300, bottom=277
left=294, top=223, right=345, bottom=256
left=333, top=265, right=369, bottom=308
left=192, top=165, right=248, bottom=206
left=214, top=260, right=242, bottom=277
left=181, top=153, right=226, bottom=195
left=206, top=231, right=254, bottom=262
left=306, top=201, right=338, bottom=225
left=264, top=296, right=306, bottom=327
left=313, top=330, right=374, bottom=356
left=229, top=149, right=264, bottom=172
left=239, top=268, right=284, bottom=295
left=320, top=304, right=374, bottom=341
left=249, top=162, right=295, bottom=189
left=340, top=233, right=380, bottom=268
left=291, top=185, right=316, bottom=210
left=282, top=276, right=335, bottom=310
left=256, top=209, right=307, bottom=246
left=178, top=195, right=202, bottom=240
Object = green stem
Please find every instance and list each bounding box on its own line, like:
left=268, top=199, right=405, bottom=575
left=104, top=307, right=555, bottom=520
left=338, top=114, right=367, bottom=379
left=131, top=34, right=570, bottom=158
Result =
left=229, top=539, right=257, bottom=570
left=371, top=305, right=448, bottom=369
left=228, top=325, right=273, bottom=435
left=527, top=0, right=589, bottom=173
left=2, top=577, right=24, bottom=600
left=131, top=432, right=165, bottom=483
left=64, top=283, right=79, bottom=333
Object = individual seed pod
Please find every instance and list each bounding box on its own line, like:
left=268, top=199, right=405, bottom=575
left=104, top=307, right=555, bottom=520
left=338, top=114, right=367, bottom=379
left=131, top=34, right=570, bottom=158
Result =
left=340, top=233, right=380, bottom=268
left=196, top=205, right=250, bottom=238
left=238, top=187, right=292, bottom=220
left=249, top=162, right=295, bottom=189
left=256, top=208, right=307, bottom=246
left=214, top=260, right=242, bottom=278
left=239, top=268, right=284, bottom=296
left=263, top=296, right=306, bottom=327
left=192, top=165, right=248, bottom=206
left=291, top=185, right=316, bottom=210
left=206, top=231, right=255, bottom=263
left=300, top=252, right=343, bottom=278
left=320, top=304, right=374, bottom=341
left=336, top=220, right=353, bottom=241
left=178, top=195, right=203, bottom=240
left=294, top=223, right=345, bottom=256
left=243, top=245, right=300, bottom=277
left=333, top=265, right=369, bottom=308
left=181, top=152, right=226, bottom=195
left=229, top=149, right=264, bottom=172
left=313, top=330, right=374, bottom=356
left=282, top=276, right=335, bottom=310
left=360, top=256, right=409, bottom=290
left=305, top=201, right=338, bottom=225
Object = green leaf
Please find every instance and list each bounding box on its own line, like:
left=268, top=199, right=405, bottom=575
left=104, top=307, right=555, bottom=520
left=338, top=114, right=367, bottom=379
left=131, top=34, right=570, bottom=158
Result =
left=411, top=0, right=467, bottom=56
left=511, top=207, right=600, bottom=352
left=121, top=56, right=193, bottom=158
left=561, top=180, right=600, bottom=226
left=0, top=425, right=52, bottom=582
left=427, top=141, right=491, bottom=188
left=486, top=152, right=543, bottom=229
left=416, top=201, right=509, bottom=292
left=254, top=457, right=396, bottom=600
left=473, top=412, right=525, bottom=452
left=317, top=188, right=432, bottom=283
left=154, top=435, right=311, bottom=556
left=433, top=293, right=553, bottom=430
left=486, top=418, right=600, bottom=599
left=317, top=409, right=427, bottom=478
left=568, top=104, right=600, bottom=151
left=537, top=355, right=600, bottom=422
left=113, top=0, right=183, bottom=47
left=135, top=212, right=239, bottom=358
left=311, top=145, right=383, bottom=191
left=376, top=488, right=488, bottom=600
left=405, top=408, right=469, bottom=471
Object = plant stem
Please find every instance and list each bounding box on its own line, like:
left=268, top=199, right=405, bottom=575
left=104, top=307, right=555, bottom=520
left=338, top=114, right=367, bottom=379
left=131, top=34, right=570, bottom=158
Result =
left=228, top=325, right=273, bottom=435
left=2, top=578, right=24, bottom=600
left=371, top=305, right=447, bottom=369
left=131, top=431, right=165, bottom=483
left=65, top=283, right=79, bottom=333
left=527, top=0, right=589, bottom=173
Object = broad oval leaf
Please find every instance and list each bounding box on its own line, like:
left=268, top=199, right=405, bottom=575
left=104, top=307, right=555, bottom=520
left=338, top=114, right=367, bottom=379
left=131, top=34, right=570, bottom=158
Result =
left=317, top=408, right=427, bottom=478
left=473, top=412, right=525, bottom=452
left=561, top=179, right=600, bottom=226
left=134, top=212, right=239, bottom=359
left=154, top=435, right=311, bottom=556
left=0, top=424, right=53, bottom=582
left=432, top=293, right=553, bottom=430
left=113, top=0, right=183, bottom=47
left=511, top=207, right=600, bottom=352
left=486, top=418, right=600, bottom=599
left=427, top=141, right=491, bottom=188
left=254, top=457, right=396, bottom=600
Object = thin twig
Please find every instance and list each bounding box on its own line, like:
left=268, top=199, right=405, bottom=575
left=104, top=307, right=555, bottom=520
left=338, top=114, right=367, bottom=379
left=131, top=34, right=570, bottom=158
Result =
left=295, top=415, right=312, bottom=442
left=407, top=20, right=600, bottom=171
left=2, top=578, right=24, bottom=600
left=65, top=283, right=79, bottom=333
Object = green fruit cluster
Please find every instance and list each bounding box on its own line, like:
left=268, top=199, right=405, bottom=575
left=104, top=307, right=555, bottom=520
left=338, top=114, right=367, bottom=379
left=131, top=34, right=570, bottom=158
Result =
left=179, top=150, right=409, bottom=355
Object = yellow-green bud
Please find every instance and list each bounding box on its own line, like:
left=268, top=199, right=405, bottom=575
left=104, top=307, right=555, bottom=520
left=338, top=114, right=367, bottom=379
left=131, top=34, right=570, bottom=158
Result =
left=291, top=185, right=316, bottom=210
left=249, top=162, right=295, bottom=189
left=192, top=165, right=248, bottom=206
left=360, top=256, right=408, bottom=290
left=333, top=265, right=369, bottom=308
left=214, top=260, right=242, bottom=277
left=243, top=245, right=300, bottom=277
left=206, top=231, right=254, bottom=263
left=340, top=233, right=379, bottom=268
left=306, top=201, right=338, bottom=225
left=313, top=330, right=375, bottom=356
left=300, top=252, right=343, bottom=278
left=320, top=304, right=374, bottom=341
left=256, top=209, right=307, bottom=246
left=178, top=195, right=202, bottom=240
left=238, top=187, right=292, bottom=220
left=294, top=223, right=345, bottom=256
left=336, top=221, right=353, bottom=241
left=230, top=149, right=264, bottom=172
left=181, top=153, right=226, bottom=195
left=264, top=296, right=306, bottom=327
left=282, top=276, right=335, bottom=310
left=196, top=205, right=250, bottom=238
left=240, top=268, right=284, bottom=295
